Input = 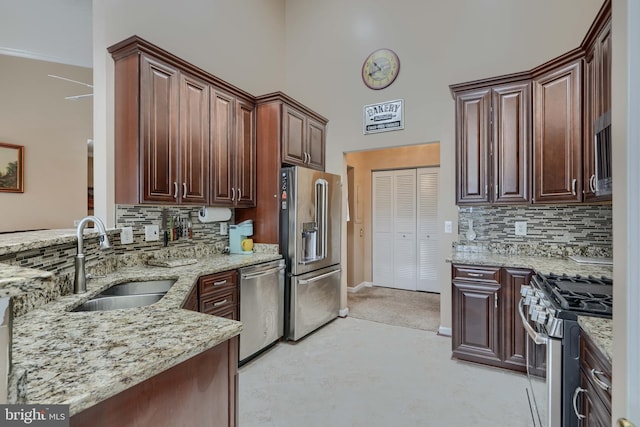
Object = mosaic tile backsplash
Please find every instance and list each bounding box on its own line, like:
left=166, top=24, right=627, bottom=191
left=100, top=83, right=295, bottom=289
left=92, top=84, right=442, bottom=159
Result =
left=456, top=204, right=613, bottom=257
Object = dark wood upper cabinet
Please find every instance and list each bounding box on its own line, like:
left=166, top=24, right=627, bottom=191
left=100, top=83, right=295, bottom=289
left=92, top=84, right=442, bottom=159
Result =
left=235, top=99, right=256, bottom=207
left=235, top=93, right=328, bottom=244
left=179, top=72, right=210, bottom=205
left=451, top=0, right=610, bottom=207
left=109, top=36, right=256, bottom=207
left=454, top=88, right=491, bottom=204
left=583, top=2, right=612, bottom=203
left=210, top=90, right=256, bottom=207
left=139, top=54, right=180, bottom=204
left=492, top=83, right=531, bottom=204
left=452, top=81, right=530, bottom=205
left=533, top=58, right=582, bottom=203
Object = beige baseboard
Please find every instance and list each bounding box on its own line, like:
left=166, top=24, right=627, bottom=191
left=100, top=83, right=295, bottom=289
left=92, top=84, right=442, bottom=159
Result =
left=438, top=326, right=452, bottom=337
left=347, top=281, right=373, bottom=293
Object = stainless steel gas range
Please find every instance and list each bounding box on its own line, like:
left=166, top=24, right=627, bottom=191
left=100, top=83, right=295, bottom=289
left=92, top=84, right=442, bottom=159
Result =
left=519, top=273, right=612, bottom=427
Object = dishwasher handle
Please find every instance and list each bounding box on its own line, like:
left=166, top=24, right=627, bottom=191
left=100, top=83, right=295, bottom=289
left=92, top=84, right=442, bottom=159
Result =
left=241, top=265, right=285, bottom=280
left=298, top=269, right=341, bottom=285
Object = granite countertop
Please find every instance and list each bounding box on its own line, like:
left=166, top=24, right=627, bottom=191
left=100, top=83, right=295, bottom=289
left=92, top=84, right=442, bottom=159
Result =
left=0, top=229, right=120, bottom=257
left=11, top=252, right=281, bottom=415
left=448, top=250, right=613, bottom=362
left=578, top=316, right=613, bottom=364
left=448, top=251, right=613, bottom=278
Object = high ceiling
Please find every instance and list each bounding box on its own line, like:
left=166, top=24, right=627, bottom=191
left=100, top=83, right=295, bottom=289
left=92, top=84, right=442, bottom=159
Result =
left=0, top=0, right=92, bottom=67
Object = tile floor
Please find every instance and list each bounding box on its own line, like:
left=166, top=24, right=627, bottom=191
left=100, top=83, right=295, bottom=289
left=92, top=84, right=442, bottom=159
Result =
left=239, top=317, right=533, bottom=427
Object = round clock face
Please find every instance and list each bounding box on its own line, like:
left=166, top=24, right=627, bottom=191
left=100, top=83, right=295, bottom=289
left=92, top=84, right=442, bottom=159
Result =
left=362, top=48, right=400, bottom=90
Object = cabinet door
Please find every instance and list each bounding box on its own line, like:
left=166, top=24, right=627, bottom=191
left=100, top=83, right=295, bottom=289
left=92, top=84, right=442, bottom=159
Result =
left=501, top=268, right=532, bottom=371
left=235, top=99, right=256, bottom=207
left=452, top=279, right=501, bottom=365
left=595, top=20, right=611, bottom=118
left=282, top=105, right=307, bottom=166
left=306, top=117, right=325, bottom=171
left=583, top=48, right=598, bottom=202
left=210, top=90, right=235, bottom=206
left=455, top=88, right=491, bottom=204
left=585, top=20, right=612, bottom=203
left=579, top=370, right=612, bottom=427
left=533, top=60, right=582, bottom=203
left=492, top=82, right=531, bottom=204
left=140, top=54, right=180, bottom=203
left=179, top=73, right=209, bottom=205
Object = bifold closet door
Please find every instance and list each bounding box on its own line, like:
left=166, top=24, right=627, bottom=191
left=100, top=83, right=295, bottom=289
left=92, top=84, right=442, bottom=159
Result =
left=372, top=170, right=417, bottom=291
left=417, top=167, right=440, bottom=293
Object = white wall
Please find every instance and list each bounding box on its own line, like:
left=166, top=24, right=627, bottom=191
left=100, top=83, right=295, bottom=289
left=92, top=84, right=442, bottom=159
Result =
left=0, top=55, right=91, bottom=232
left=283, top=0, right=603, bottom=329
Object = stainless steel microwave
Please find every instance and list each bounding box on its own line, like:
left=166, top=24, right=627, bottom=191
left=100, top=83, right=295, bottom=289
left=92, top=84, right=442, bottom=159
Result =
left=594, top=111, right=612, bottom=197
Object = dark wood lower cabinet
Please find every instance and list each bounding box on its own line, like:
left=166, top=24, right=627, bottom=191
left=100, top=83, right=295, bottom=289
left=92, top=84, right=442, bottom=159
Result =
left=70, top=336, right=238, bottom=427
left=451, top=264, right=530, bottom=373
left=577, top=330, right=612, bottom=426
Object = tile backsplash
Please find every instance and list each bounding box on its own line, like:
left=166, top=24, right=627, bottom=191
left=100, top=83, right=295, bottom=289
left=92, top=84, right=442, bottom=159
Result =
left=456, top=204, right=612, bottom=257
left=115, top=204, right=231, bottom=254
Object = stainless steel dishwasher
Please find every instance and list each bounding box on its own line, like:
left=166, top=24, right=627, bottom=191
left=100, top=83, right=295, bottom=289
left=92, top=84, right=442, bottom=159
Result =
left=239, top=259, right=285, bottom=363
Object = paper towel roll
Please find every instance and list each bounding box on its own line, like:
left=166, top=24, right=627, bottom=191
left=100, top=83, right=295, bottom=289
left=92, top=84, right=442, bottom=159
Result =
left=197, top=207, right=232, bottom=223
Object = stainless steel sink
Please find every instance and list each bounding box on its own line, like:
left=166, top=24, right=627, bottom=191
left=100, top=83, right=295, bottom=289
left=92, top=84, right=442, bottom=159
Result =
left=72, top=293, right=166, bottom=312
left=98, top=279, right=177, bottom=296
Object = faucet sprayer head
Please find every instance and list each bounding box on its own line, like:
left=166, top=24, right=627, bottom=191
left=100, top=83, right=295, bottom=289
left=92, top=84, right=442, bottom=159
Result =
left=99, top=234, right=111, bottom=250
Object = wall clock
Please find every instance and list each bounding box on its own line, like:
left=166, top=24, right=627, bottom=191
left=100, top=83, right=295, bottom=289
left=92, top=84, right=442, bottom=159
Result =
left=361, top=48, right=400, bottom=90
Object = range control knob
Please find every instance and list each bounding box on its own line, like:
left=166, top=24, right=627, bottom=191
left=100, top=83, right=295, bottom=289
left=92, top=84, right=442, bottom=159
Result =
left=536, top=312, right=548, bottom=325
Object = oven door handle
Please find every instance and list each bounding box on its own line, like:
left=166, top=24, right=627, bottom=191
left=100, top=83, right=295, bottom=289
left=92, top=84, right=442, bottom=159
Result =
left=518, top=299, right=549, bottom=345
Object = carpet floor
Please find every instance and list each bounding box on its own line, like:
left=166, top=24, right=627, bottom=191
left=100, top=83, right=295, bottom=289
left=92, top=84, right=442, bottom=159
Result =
left=347, top=286, right=440, bottom=331
left=239, top=317, right=532, bottom=427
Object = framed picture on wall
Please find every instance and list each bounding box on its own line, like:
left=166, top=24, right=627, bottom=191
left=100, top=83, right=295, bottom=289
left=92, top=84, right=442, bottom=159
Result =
left=0, top=142, right=24, bottom=193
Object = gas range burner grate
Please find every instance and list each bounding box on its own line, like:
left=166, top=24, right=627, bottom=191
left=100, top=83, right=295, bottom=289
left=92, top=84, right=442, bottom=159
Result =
left=540, top=273, right=613, bottom=316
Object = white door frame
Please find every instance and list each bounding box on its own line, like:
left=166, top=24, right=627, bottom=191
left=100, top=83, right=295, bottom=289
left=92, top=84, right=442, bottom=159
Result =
left=613, top=0, right=639, bottom=424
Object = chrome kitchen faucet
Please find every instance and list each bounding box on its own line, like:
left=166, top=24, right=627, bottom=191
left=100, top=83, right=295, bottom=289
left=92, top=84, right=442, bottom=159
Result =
left=74, top=216, right=111, bottom=294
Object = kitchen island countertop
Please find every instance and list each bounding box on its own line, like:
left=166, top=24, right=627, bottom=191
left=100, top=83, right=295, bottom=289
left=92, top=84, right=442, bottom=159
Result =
left=10, top=252, right=281, bottom=415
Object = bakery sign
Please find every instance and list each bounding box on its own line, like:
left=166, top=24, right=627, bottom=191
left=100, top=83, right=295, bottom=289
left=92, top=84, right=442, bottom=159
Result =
left=363, top=99, right=404, bottom=134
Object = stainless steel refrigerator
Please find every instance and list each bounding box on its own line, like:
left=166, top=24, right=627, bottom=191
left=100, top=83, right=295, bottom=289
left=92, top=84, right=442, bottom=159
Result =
left=280, top=166, right=341, bottom=341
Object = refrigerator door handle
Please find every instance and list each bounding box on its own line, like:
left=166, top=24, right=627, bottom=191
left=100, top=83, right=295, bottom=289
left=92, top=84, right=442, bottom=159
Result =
left=298, top=269, right=341, bottom=285
left=315, top=178, right=328, bottom=260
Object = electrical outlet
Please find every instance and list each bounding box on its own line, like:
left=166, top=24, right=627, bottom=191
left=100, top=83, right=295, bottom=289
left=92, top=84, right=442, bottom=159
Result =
left=220, top=222, right=228, bottom=235
left=515, top=221, right=527, bottom=236
left=144, top=225, right=160, bottom=242
left=120, top=227, right=134, bottom=245
left=444, top=221, right=453, bottom=234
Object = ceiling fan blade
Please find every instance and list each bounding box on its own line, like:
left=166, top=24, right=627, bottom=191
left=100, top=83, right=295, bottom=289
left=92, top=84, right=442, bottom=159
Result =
left=48, top=74, right=93, bottom=89
left=64, top=94, right=94, bottom=100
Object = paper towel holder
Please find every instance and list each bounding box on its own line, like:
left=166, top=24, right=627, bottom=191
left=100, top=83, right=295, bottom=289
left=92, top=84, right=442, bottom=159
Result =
left=197, top=206, right=232, bottom=223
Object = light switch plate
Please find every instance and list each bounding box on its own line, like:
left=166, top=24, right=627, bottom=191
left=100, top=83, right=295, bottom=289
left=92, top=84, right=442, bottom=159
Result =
left=444, top=221, right=453, bottom=234
left=144, top=225, right=160, bottom=242
left=515, top=221, right=527, bottom=236
left=120, top=227, right=134, bottom=244
left=220, top=222, right=228, bottom=235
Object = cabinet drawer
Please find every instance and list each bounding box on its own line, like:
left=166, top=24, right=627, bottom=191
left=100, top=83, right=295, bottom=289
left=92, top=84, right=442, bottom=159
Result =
left=199, top=271, right=236, bottom=297
left=204, top=305, right=237, bottom=321
left=200, top=290, right=236, bottom=314
left=452, top=265, right=500, bottom=283
left=580, top=331, right=612, bottom=411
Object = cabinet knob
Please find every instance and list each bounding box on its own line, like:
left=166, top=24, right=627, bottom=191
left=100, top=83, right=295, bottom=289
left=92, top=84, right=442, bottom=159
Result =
left=173, top=182, right=178, bottom=199
left=231, top=188, right=235, bottom=201
left=572, top=387, right=586, bottom=420
left=183, top=182, right=187, bottom=198
left=237, top=188, right=241, bottom=201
